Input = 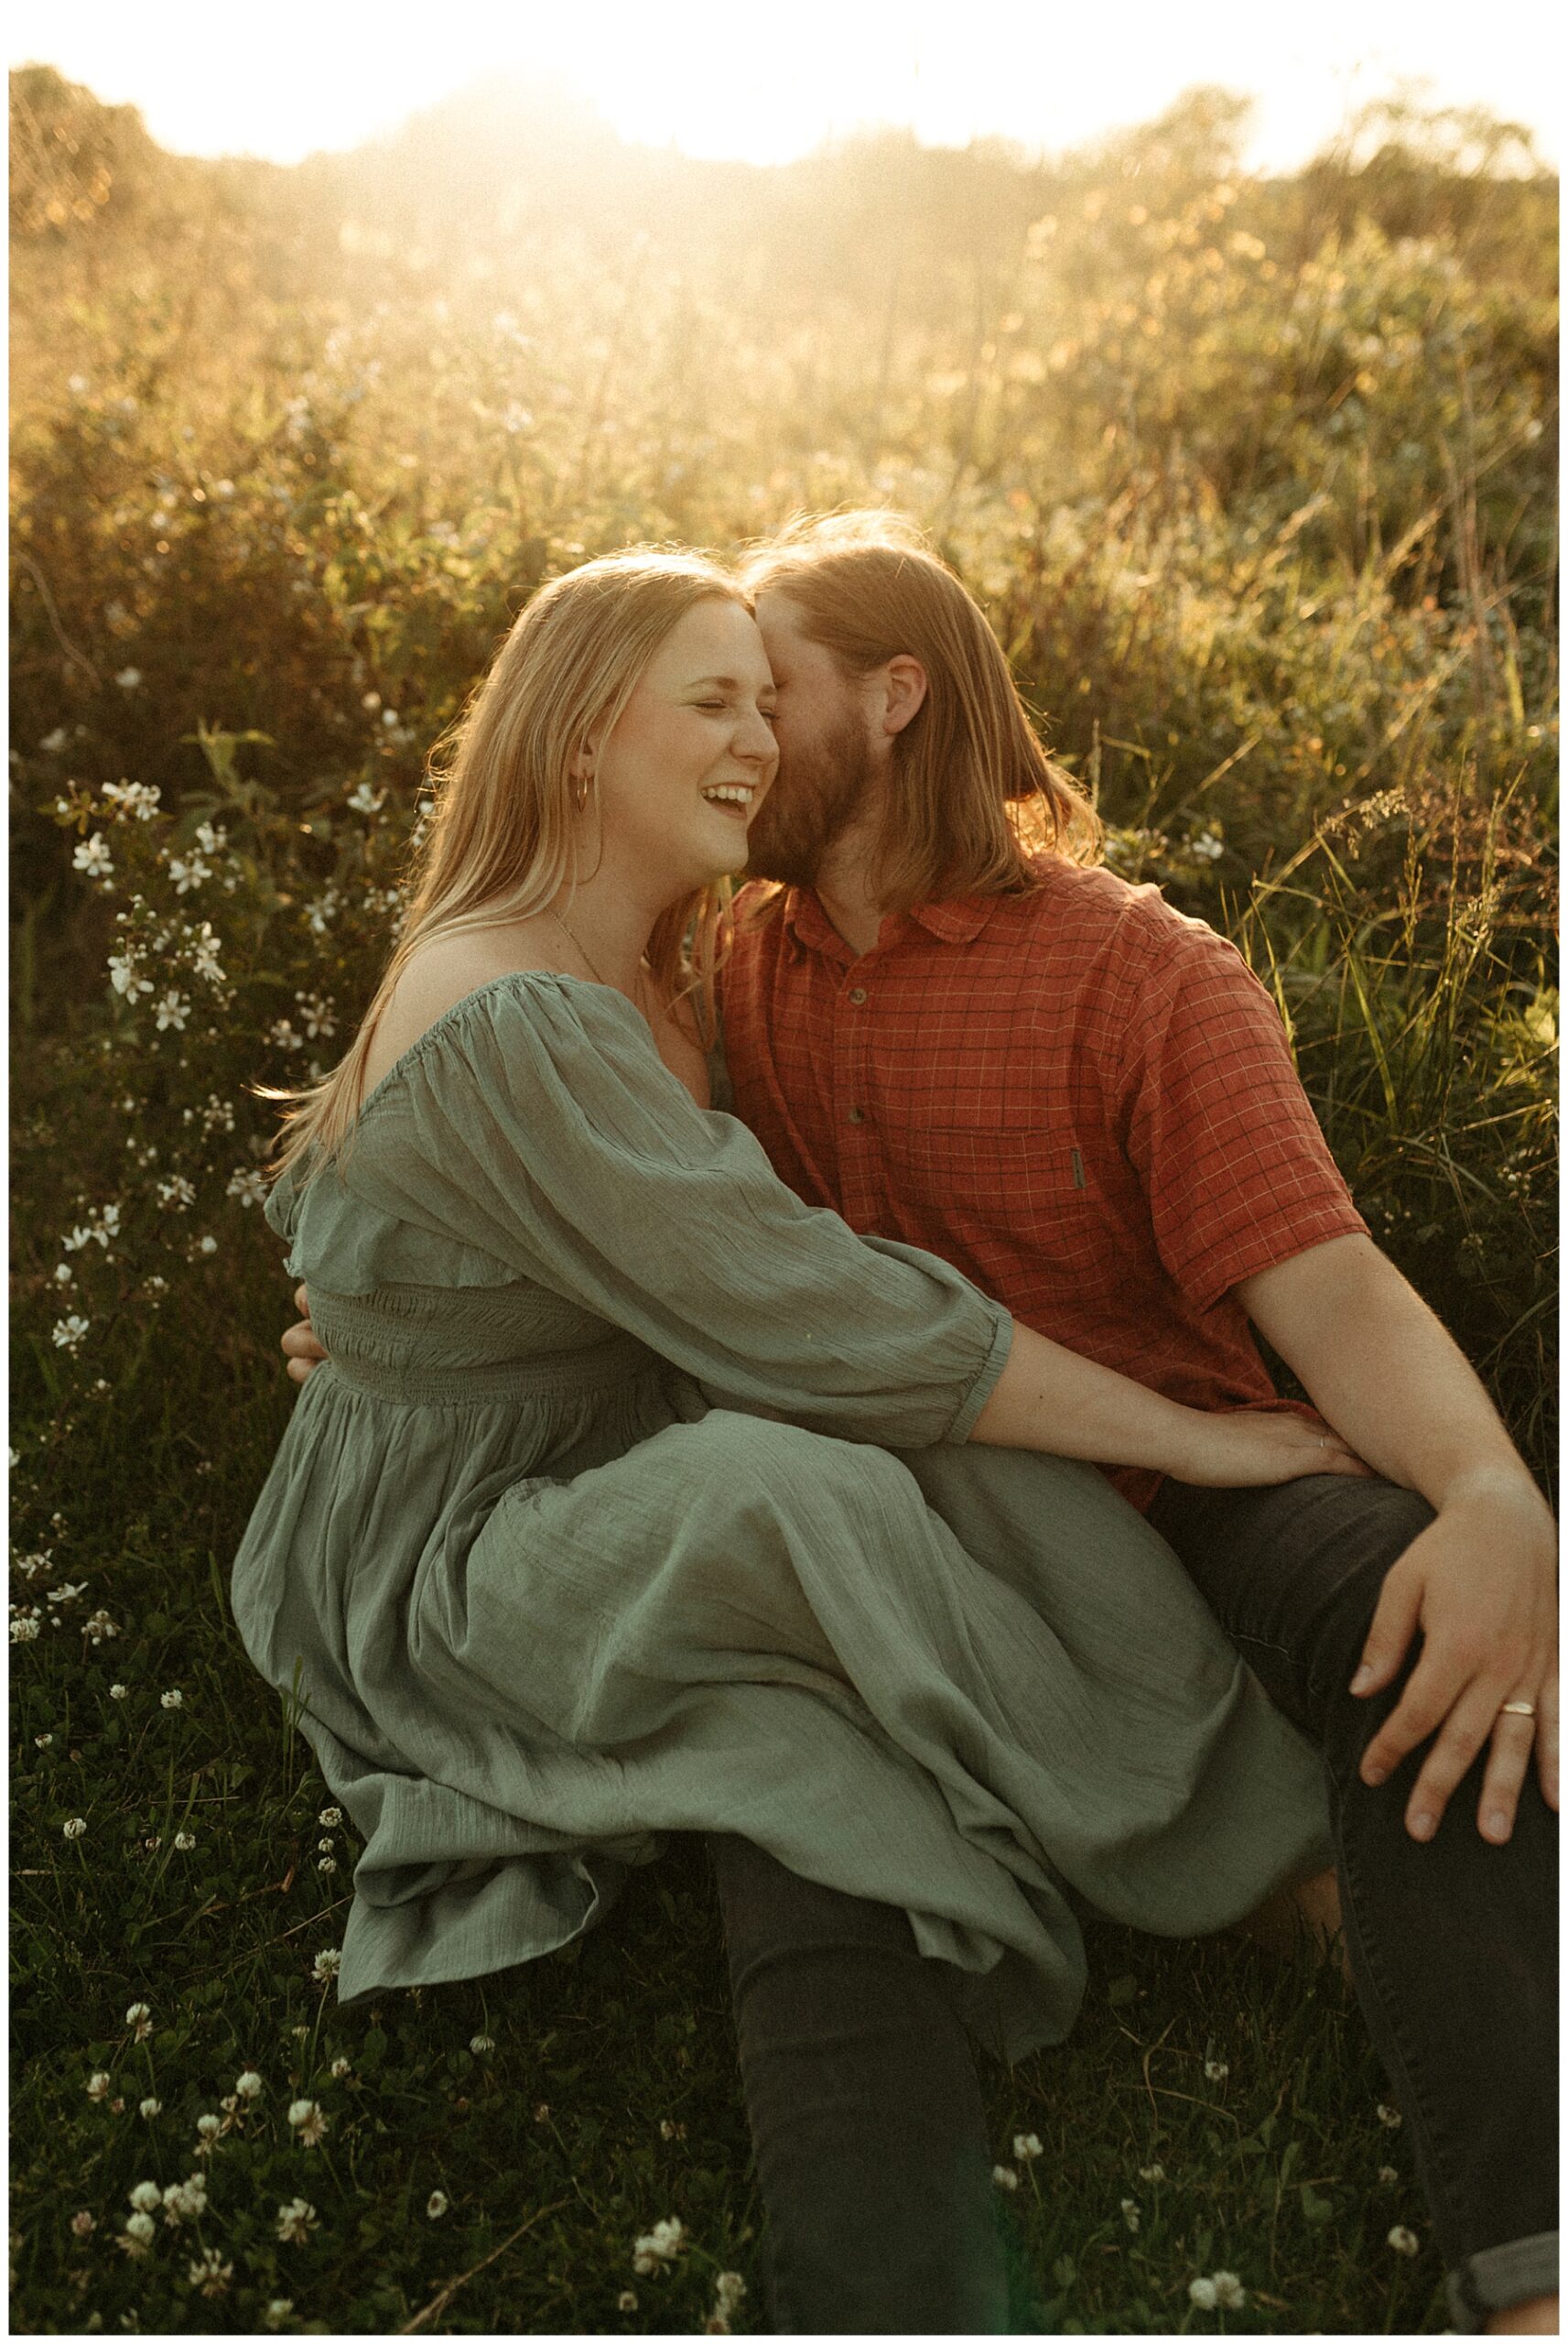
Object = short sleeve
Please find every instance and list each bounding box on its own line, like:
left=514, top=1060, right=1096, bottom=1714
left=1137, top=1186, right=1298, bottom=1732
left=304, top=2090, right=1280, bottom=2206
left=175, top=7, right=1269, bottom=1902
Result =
left=342, top=973, right=1011, bottom=1448
left=1113, top=913, right=1368, bottom=1310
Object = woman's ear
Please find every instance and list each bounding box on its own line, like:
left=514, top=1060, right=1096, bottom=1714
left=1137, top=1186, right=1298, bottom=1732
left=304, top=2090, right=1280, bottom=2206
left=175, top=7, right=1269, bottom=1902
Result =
left=881, top=655, right=928, bottom=738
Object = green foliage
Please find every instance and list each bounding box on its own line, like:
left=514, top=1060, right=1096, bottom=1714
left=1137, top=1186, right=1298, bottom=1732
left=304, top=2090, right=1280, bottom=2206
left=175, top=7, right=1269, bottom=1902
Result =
left=9, top=66, right=1556, bottom=2334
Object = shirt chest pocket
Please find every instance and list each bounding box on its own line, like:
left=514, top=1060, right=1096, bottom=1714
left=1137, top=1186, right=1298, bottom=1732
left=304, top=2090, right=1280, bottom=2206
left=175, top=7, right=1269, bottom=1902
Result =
left=878, top=1102, right=1126, bottom=1298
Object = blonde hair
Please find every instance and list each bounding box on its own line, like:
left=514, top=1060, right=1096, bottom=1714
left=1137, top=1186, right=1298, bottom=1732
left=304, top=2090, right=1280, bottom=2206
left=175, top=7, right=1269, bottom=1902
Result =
left=739, top=510, right=1099, bottom=910
left=268, top=548, right=746, bottom=1180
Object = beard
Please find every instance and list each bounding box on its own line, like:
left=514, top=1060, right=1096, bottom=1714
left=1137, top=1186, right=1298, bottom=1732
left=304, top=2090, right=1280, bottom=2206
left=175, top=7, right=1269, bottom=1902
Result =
left=744, top=711, right=877, bottom=889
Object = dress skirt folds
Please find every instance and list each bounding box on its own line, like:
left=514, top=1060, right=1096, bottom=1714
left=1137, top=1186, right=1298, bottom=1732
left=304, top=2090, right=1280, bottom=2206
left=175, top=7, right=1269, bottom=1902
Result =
left=232, top=971, right=1331, bottom=2061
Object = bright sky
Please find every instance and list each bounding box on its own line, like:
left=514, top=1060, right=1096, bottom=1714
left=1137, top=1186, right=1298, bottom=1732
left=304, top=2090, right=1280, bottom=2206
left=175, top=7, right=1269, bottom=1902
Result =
left=8, top=0, right=1561, bottom=172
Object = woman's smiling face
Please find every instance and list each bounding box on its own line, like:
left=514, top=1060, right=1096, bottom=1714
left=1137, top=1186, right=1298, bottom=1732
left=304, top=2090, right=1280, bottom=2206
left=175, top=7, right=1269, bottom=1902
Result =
left=590, top=597, right=779, bottom=893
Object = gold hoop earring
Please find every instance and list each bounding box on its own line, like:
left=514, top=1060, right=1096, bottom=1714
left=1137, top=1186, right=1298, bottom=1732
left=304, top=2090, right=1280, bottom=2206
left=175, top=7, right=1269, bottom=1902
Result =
left=573, top=772, right=592, bottom=813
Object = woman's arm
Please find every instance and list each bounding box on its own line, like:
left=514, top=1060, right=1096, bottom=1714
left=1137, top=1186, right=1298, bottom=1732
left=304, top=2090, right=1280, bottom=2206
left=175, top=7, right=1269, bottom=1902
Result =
left=970, top=1319, right=1364, bottom=1488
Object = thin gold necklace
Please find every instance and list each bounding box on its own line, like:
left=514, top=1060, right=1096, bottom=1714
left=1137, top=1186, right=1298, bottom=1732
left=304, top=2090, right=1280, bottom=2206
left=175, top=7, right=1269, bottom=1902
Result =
left=547, top=906, right=648, bottom=1015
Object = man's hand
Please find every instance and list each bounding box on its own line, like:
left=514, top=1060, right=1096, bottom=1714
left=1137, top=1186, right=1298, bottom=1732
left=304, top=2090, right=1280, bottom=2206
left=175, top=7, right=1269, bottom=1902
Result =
left=1353, top=1471, right=1558, bottom=1843
left=1238, top=1233, right=1559, bottom=1842
left=283, top=1282, right=329, bottom=1386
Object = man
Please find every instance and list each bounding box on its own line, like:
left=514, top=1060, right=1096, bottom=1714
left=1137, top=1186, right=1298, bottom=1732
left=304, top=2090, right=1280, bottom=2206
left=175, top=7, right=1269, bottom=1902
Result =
left=286, top=513, right=1555, bottom=2333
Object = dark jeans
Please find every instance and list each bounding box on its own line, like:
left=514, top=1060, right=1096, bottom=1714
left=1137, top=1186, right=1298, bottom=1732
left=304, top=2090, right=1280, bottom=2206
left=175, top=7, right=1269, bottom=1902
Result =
left=1147, top=1474, right=1558, bottom=2332
left=708, top=1474, right=1556, bottom=2334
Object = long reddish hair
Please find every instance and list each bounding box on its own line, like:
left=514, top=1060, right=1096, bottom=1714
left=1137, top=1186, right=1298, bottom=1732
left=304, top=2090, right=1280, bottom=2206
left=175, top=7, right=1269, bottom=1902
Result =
left=740, top=510, right=1098, bottom=910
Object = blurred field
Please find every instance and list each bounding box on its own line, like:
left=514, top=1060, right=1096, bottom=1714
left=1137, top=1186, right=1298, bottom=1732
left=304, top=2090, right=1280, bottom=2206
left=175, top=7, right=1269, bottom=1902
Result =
left=9, top=63, right=1558, bottom=2334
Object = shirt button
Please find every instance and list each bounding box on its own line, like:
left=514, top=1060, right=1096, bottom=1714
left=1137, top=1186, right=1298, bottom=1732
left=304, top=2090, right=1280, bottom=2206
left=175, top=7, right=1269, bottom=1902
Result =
left=849, top=985, right=869, bottom=1005
left=846, top=1105, right=865, bottom=1125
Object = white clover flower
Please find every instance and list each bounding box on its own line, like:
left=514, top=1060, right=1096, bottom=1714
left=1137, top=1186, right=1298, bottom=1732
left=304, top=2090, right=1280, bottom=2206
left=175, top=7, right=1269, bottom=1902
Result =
left=115, top=667, right=143, bottom=690
left=122, top=2210, right=157, bottom=2252
left=227, top=1166, right=268, bottom=1208
left=287, top=2098, right=330, bottom=2146
left=162, top=2174, right=208, bottom=2225
left=311, top=1947, right=342, bottom=1984
left=470, top=2033, right=494, bottom=2055
left=347, top=782, right=386, bottom=815
left=51, top=1316, right=90, bottom=1353
left=62, top=1815, right=88, bottom=1839
left=617, top=2289, right=637, bottom=2313
left=1012, top=2132, right=1043, bottom=2161
left=1139, top=2161, right=1166, bottom=2182
left=427, top=2190, right=449, bottom=2219
left=713, top=2273, right=746, bottom=2316
left=1388, top=2225, right=1420, bottom=2256
left=174, top=1829, right=196, bottom=1850
left=110, top=1683, right=128, bottom=1699
left=189, top=2246, right=233, bottom=2295
left=235, top=2070, right=264, bottom=2100
left=1378, top=2164, right=1399, bottom=2185
left=1204, top=2056, right=1229, bottom=2082
left=195, top=2114, right=222, bottom=2142
left=317, top=1836, right=336, bottom=1854
left=73, top=833, right=114, bottom=880
left=990, top=2164, right=1019, bottom=2191
left=631, top=2216, right=687, bottom=2274
left=128, top=2182, right=162, bottom=2214
left=1377, top=2102, right=1402, bottom=2128
left=126, top=2002, right=153, bottom=2038
left=71, top=2209, right=95, bottom=2236
left=159, top=1688, right=184, bottom=1709
left=265, top=2299, right=295, bottom=2328
left=85, top=1609, right=120, bottom=1644
left=1211, top=2273, right=1246, bottom=2308
left=87, top=2071, right=112, bottom=2100
left=35, top=1731, right=54, bottom=1747
left=139, top=2096, right=162, bottom=2119
left=275, top=2197, right=318, bottom=2244
left=317, top=1854, right=337, bottom=1874
left=154, top=991, right=190, bottom=1033
left=330, top=2055, right=351, bottom=2078
left=318, top=1807, right=342, bottom=1828
left=1121, top=2197, right=1141, bottom=2232
left=11, top=1612, right=41, bottom=1642
left=1188, top=2276, right=1217, bottom=2309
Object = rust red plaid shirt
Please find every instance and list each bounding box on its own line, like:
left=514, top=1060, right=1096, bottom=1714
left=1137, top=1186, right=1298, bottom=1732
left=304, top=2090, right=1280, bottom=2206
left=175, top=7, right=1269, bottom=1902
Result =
left=719, top=859, right=1368, bottom=1510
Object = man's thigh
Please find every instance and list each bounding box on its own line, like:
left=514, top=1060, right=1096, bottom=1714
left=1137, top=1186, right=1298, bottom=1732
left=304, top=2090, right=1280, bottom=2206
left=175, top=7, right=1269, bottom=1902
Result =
left=1146, top=1473, right=1435, bottom=1743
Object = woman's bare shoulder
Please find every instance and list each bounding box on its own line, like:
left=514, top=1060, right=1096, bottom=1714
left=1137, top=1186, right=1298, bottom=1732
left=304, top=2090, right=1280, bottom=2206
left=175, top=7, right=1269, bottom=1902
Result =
left=364, top=925, right=562, bottom=1091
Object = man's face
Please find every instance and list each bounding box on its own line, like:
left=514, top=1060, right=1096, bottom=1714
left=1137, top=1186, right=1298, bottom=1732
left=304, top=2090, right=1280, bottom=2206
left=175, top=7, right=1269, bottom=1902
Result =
left=745, top=591, right=878, bottom=887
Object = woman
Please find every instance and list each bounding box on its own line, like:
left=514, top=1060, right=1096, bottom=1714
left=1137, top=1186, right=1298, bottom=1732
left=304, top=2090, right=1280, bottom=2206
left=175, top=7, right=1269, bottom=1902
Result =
left=236, top=549, right=1357, bottom=2328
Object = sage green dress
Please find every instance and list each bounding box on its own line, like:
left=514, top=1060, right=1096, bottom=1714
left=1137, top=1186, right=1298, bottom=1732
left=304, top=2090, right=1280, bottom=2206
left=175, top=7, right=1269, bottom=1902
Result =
left=232, top=971, right=1330, bottom=2061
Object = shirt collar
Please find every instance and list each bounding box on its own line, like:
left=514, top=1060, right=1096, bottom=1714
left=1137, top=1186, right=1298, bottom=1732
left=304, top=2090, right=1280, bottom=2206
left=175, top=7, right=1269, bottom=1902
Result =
left=780, top=887, right=998, bottom=955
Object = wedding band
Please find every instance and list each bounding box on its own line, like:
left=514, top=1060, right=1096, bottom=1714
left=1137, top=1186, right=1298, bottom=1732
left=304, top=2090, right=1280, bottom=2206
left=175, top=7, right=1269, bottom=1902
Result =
left=1500, top=1700, right=1537, bottom=1719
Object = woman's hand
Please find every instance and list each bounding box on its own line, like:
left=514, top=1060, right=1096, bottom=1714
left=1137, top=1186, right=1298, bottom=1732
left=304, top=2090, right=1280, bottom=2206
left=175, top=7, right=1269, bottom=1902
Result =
left=283, top=1282, right=329, bottom=1386
left=1172, top=1406, right=1369, bottom=1490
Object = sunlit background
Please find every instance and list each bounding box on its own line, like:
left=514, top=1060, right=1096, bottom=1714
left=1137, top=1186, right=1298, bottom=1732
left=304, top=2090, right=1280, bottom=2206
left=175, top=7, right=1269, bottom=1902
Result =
left=6, top=0, right=1561, bottom=169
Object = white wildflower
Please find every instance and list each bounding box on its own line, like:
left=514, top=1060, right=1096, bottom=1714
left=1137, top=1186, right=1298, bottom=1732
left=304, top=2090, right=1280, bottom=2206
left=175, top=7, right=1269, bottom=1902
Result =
left=168, top=853, right=211, bottom=895
left=618, top=2289, right=638, bottom=2312
left=330, top=2056, right=351, bottom=2078
left=1121, top=2197, right=1141, bottom=2232
left=108, top=950, right=153, bottom=998
left=1190, top=830, right=1225, bottom=862
left=227, top=1166, right=268, bottom=1208
left=235, top=2070, right=264, bottom=2100
left=195, top=820, right=228, bottom=854
left=1012, top=2132, right=1043, bottom=2161
left=427, top=2190, right=449, bottom=2219
left=470, top=2033, right=494, bottom=2056
left=110, top=1683, right=128, bottom=1698
left=311, top=1947, right=342, bottom=1985
left=102, top=778, right=160, bottom=819
left=287, top=2098, right=329, bottom=2147
left=122, top=2211, right=157, bottom=2252
left=126, top=2002, right=153, bottom=2039
left=11, top=1612, right=41, bottom=1642
left=1377, top=2102, right=1402, bottom=2128
left=1204, top=2056, right=1230, bottom=2082
left=1388, top=2225, right=1420, bottom=2256
left=87, top=2071, right=112, bottom=2100
left=156, top=1176, right=196, bottom=1211
left=188, top=923, right=224, bottom=983
left=41, top=726, right=71, bottom=751
left=1189, top=2276, right=1217, bottom=2309
left=128, top=2182, right=162, bottom=2214
left=991, top=2165, right=1019, bottom=2191
left=114, top=667, right=142, bottom=690
left=188, top=2246, right=233, bottom=2295
left=632, top=2216, right=687, bottom=2274
left=71, top=2209, right=96, bottom=2236
left=1212, top=2273, right=1247, bottom=2308
left=318, top=1807, right=342, bottom=1828
left=265, top=2299, right=295, bottom=2328
left=195, top=2114, right=222, bottom=2144
left=63, top=1817, right=88, bottom=1839
left=714, top=2273, right=746, bottom=2316
left=35, top=1731, right=54, bottom=1747
left=275, top=2197, right=318, bottom=2244
left=159, top=1687, right=184, bottom=1709
left=139, top=2097, right=162, bottom=2119
left=1379, top=2164, right=1399, bottom=2184
left=347, top=781, right=386, bottom=814
left=73, top=833, right=114, bottom=880
left=154, top=991, right=190, bottom=1032
left=1139, top=2161, right=1166, bottom=2182
left=85, top=1611, right=120, bottom=1644
left=51, top=1316, right=90, bottom=1352
left=162, top=2173, right=208, bottom=2225
left=296, top=993, right=337, bottom=1039
left=173, top=1829, right=196, bottom=1850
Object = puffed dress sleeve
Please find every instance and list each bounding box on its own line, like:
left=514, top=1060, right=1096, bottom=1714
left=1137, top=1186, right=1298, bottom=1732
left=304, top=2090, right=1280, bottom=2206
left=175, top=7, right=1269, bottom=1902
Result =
left=333, top=971, right=1012, bottom=1449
